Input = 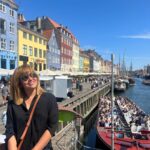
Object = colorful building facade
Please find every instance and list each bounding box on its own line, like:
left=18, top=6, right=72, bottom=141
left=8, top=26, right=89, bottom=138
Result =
left=0, top=0, right=18, bottom=69
left=72, top=37, right=80, bottom=72
left=43, top=29, right=60, bottom=70
left=18, top=23, right=48, bottom=71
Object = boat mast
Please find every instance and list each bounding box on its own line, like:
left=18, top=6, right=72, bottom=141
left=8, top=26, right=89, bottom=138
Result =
left=111, top=54, right=114, bottom=150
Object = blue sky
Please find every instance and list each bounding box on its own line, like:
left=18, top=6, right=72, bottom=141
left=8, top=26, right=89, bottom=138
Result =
left=15, top=0, right=150, bottom=70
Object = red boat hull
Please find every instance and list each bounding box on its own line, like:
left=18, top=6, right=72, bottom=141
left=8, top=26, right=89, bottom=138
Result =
left=96, top=126, right=150, bottom=150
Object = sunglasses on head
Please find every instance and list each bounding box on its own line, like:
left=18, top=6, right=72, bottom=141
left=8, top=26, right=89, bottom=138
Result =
left=20, top=72, right=37, bottom=81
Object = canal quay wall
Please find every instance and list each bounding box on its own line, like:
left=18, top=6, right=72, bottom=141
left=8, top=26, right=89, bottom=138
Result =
left=52, top=82, right=111, bottom=150
left=0, top=81, right=111, bottom=149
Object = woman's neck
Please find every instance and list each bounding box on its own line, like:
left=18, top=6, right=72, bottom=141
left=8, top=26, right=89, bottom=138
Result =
left=25, top=89, right=36, bottom=100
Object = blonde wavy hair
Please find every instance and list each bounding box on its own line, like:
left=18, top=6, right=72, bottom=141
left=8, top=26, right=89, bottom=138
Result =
left=10, top=64, right=44, bottom=105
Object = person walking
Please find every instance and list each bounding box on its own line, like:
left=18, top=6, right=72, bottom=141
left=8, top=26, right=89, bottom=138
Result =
left=1, top=81, right=9, bottom=104
left=5, top=64, right=58, bottom=150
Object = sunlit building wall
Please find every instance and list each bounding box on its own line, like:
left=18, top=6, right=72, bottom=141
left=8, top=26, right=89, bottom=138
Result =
left=72, top=37, right=80, bottom=72
left=82, top=53, right=90, bottom=72
left=18, top=23, right=48, bottom=71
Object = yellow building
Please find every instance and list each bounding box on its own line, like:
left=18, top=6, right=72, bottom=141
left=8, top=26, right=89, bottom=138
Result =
left=18, top=23, right=48, bottom=71
left=83, top=53, right=90, bottom=72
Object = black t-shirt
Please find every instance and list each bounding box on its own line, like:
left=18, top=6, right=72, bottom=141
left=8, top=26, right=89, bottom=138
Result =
left=5, top=92, right=58, bottom=150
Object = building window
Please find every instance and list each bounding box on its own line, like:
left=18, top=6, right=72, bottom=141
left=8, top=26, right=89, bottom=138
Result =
left=10, top=40, right=14, bottom=51
left=10, top=60, right=15, bottom=69
left=0, top=2, right=6, bottom=13
left=29, top=34, right=32, bottom=41
left=34, top=63, right=37, bottom=71
left=10, top=23, right=15, bottom=33
left=43, top=40, right=46, bottom=45
left=9, top=8, right=14, bottom=17
left=39, top=38, right=42, bottom=44
left=23, top=32, right=27, bottom=39
left=0, top=38, right=6, bottom=50
left=39, top=49, right=42, bottom=58
left=34, top=36, right=37, bottom=42
left=43, top=51, right=46, bottom=58
left=0, top=18, right=6, bottom=34
left=39, top=63, right=42, bottom=71
left=23, top=45, right=27, bottom=55
left=34, top=48, right=38, bottom=57
left=29, top=46, right=33, bottom=56
left=43, top=64, right=46, bottom=70
left=1, top=59, right=6, bottom=69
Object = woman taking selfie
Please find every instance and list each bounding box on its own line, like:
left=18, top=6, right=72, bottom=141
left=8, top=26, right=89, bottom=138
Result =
left=5, top=64, right=58, bottom=150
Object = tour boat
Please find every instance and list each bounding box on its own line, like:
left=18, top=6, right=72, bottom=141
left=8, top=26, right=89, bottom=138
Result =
left=114, top=79, right=127, bottom=92
left=96, top=96, right=150, bottom=150
left=142, top=79, right=150, bottom=86
left=128, top=77, right=136, bottom=86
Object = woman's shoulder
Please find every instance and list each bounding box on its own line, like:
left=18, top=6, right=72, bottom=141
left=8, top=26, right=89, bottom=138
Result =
left=41, top=92, right=56, bottom=102
left=7, top=100, right=14, bottom=105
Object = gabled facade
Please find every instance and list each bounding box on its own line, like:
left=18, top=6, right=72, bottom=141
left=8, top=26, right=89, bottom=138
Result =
left=43, top=29, right=60, bottom=70
left=19, top=17, right=74, bottom=71
left=84, top=49, right=98, bottom=72
left=81, top=51, right=90, bottom=72
left=18, top=23, right=48, bottom=71
left=37, top=17, right=74, bottom=71
left=72, top=36, right=80, bottom=72
left=79, top=49, right=84, bottom=72
left=0, top=0, right=18, bottom=69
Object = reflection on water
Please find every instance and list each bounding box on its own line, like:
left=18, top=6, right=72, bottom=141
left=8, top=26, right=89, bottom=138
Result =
left=116, top=78, right=150, bottom=114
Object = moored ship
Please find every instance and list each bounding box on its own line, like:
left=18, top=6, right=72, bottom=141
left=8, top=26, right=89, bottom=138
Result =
left=142, top=80, right=150, bottom=86
left=114, top=79, right=127, bottom=92
left=96, top=96, right=150, bottom=150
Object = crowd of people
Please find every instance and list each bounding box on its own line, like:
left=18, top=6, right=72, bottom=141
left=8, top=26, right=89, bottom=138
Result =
left=116, top=96, right=150, bottom=133
left=98, top=96, right=150, bottom=140
left=98, top=96, right=122, bottom=130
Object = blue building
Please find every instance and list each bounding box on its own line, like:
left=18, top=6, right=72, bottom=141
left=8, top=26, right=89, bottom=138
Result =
left=0, top=0, right=18, bottom=69
left=43, top=29, right=61, bottom=70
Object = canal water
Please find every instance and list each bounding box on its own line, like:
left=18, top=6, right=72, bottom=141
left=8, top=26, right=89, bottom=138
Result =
left=83, top=77, right=150, bottom=149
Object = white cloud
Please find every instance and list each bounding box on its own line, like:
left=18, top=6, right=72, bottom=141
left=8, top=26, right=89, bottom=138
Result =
left=121, top=33, right=150, bottom=39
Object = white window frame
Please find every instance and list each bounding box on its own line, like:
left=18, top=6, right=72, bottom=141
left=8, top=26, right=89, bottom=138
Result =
left=0, top=18, right=6, bottom=34
left=23, top=45, right=27, bottom=55
left=10, top=22, right=15, bottom=33
left=34, top=48, right=38, bottom=57
left=9, top=8, right=14, bottom=17
left=29, top=34, right=32, bottom=41
left=39, top=49, right=42, bottom=58
left=0, top=2, right=6, bottom=13
left=29, top=46, right=33, bottom=56
left=10, top=40, right=14, bottom=51
left=23, top=32, right=27, bottom=39
left=0, top=38, right=6, bottom=50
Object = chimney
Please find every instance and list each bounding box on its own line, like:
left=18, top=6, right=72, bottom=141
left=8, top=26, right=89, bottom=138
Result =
left=18, top=13, right=26, bottom=22
left=36, top=17, right=41, bottom=29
